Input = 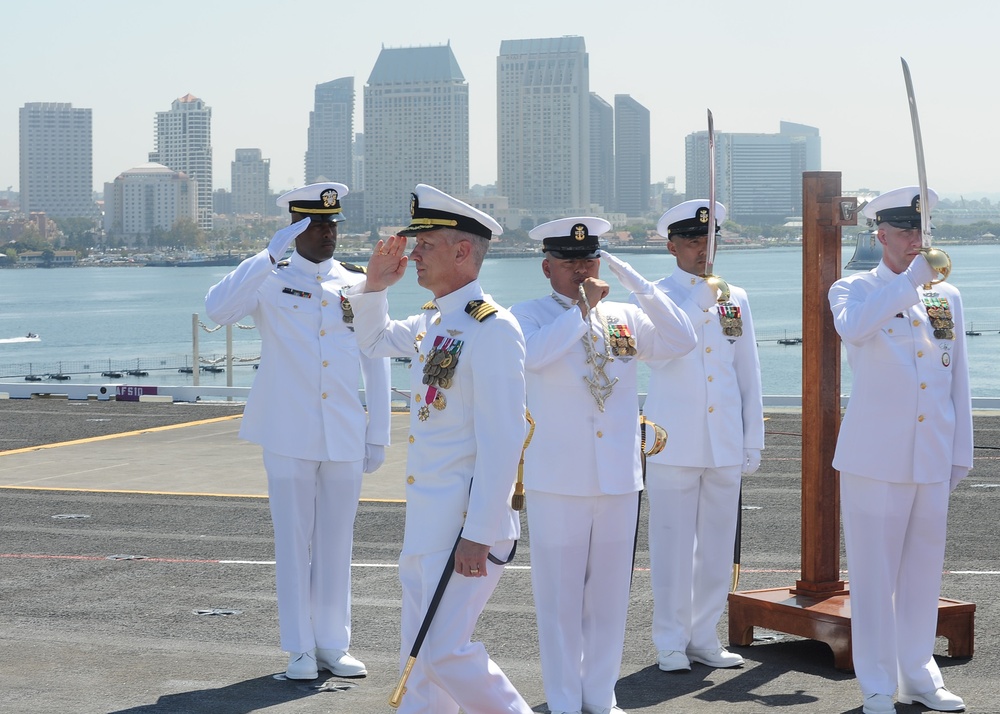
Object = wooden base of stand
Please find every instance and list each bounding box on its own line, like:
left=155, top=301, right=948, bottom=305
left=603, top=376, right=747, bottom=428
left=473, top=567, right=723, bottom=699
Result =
left=728, top=586, right=975, bottom=670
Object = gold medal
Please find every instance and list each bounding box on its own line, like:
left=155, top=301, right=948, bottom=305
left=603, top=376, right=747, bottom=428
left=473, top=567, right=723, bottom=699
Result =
left=432, top=392, right=447, bottom=411
left=418, top=405, right=430, bottom=421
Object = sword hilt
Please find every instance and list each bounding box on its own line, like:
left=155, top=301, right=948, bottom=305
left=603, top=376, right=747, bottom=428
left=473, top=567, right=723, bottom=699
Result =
left=919, top=246, right=951, bottom=288
left=703, top=274, right=731, bottom=304
left=388, top=656, right=416, bottom=708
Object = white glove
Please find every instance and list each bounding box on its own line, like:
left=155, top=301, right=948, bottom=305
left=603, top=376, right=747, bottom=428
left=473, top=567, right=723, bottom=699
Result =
left=601, top=251, right=655, bottom=296
left=742, top=449, right=761, bottom=476
left=949, top=465, right=969, bottom=492
left=904, top=252, right=937, bottom=288
left=692, top=279, right=719, bottom=311
left=363, top=443, right=385, bottom=474
left=267, top=218, right=311, bottom=263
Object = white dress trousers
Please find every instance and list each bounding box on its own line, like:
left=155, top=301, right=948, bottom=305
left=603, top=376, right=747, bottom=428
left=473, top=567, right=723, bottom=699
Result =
left=263, top=452, right=363, bottom=654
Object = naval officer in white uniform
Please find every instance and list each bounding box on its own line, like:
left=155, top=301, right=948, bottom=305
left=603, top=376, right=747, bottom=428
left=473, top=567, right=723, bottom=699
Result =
left=347, top=184, right=533, bottom=714
left=205, top=182, right=391, bottom=680
left=641, top=200, right=764, bottom=673
left=510, top=218, right=696, bottom=714
left=829, top=186, right=972, bottom=714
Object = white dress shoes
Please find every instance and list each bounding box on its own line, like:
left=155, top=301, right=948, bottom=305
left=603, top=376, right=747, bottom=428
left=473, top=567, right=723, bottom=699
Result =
left=657, top=649, right=691, bottom=672
left=315, top=647, right=367, bottom=677
left=284, top=650, right=318, bottom=680
left=581, top=706, right=626, bottom=714
left=862, top=693, right=895, bottom=714
left=898, top=688, right=965, bottom=712
left=686, top=646, right=745, bottom=668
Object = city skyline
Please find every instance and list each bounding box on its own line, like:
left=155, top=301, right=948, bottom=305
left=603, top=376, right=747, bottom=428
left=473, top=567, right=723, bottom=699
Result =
left=3, top=0, right=998, bottom=200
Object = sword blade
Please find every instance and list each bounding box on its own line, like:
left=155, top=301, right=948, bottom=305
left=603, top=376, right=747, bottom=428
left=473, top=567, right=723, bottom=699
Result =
left=901, top=57, right=932, bottom=248
left=706, top=109, right=717, bottom=274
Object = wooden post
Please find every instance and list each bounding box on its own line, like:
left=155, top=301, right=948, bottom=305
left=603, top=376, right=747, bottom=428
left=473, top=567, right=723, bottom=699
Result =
left=794, top=172, right=846, bottom=596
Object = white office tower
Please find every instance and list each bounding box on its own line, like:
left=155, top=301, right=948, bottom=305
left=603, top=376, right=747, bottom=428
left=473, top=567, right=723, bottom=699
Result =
left=363, top=44, right=469, bottom=227
left=149, top=94, right=213, bottom=231
left=19, top=102, right=96, bottom=218
left=231, top=148, right=270, bottom=216
left=614, top=94, right=650, bottom=217
left=305, top=77, right=355, bottom=185
left=103, top=163, right=197, bottom=242
left=589, top=93, right=614, bottom=213
left=497, top=36, right=590, bottom=215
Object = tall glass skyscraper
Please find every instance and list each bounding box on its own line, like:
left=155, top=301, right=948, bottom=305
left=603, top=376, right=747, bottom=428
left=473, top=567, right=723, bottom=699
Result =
left=685, top=121, right=821, bottom=225
left=614, top=94, right=650, bottom=217
left=305, top=77, right=355, bottom=186
left=497, top=36, right=590, bottom=216
left=363, top=44, right=469, bottom=227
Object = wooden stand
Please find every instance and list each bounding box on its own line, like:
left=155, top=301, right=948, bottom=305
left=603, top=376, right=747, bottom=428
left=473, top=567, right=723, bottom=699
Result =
left=727, top=172, right=975, bottom=670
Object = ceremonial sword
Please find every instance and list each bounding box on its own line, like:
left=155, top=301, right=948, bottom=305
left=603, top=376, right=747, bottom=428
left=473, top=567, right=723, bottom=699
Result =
left=900, top=57, right=951, bottom=286
left=388, top=533, right=461, bottom=708
left=704, top=109, right=730, bottom=303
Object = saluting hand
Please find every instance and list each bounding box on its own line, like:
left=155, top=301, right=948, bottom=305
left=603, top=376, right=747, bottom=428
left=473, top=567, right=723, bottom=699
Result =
left=364, top=235, right=409, bottom=292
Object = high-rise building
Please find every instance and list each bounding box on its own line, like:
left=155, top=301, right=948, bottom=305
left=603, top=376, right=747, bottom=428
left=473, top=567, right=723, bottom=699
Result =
left=614, top=94, right=650, bottom=217
left=149, top=94, right=213, bottom=231
left=231, top=148, right=270, bottom=216
left=685, top=121, right=821, bottom=225
left=497, top=36, right=590, bottom=216
left=352, top=133, right=365, bottom=192
left=103, top=163, right=197, bottom=242
left=19, top=102, right=96, bottom=218
left=305, top=77, right=355, bottom=186
left=589, top=93, right=614, bottom=212
left=363, top=44, right=469, bottom=227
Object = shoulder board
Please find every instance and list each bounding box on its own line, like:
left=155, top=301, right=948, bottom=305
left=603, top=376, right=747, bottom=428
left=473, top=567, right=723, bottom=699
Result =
left=422, top=301, right=438, bottom=310
left=276, top=259, right=290, bottom=268
left=465, top=299, right=498, bottom=322
left=340, top=261, right=366, bottom=274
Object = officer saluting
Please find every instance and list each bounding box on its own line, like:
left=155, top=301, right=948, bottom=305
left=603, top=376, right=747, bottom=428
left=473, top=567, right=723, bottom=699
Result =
left=510, top=217, right=695, bottom=714
left=346, top=184, right=533, bottom=714
left=829, top=186, right=972, bottom=714
left=205, top=182, right=391, bottom=680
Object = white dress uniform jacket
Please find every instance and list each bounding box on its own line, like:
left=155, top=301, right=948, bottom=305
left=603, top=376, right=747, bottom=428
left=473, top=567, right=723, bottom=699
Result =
left=830, top=260, right=973, bottom=481
left=512, top=292, right=696, bottom=496
left=643, top=269, right=764, bottom=468
left=346, top=279, right=526, bottom=553
left=205, top=249, right=391, bottom=459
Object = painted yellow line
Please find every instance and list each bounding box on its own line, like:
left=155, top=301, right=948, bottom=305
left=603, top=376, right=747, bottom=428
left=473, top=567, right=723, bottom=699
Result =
left=0, top=414, right=243, bottom=456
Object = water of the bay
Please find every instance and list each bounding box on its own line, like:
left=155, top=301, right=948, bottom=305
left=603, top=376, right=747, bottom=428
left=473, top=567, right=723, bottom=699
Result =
left=1, top=243, right=997, bottom=398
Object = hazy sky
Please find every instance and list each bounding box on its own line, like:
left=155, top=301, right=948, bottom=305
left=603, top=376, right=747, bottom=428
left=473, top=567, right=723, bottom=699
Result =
left=3, top=0, right=997, bottom=199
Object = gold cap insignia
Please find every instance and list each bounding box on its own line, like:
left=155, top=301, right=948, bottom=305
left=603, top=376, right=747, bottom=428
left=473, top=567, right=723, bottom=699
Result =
left=572, top=224, right=588, bottom=241
left=321, top=189, right=338, bottom=207
left=410, top=194, right=418, bottom=217
left=697, top=207, right=710, bottom=224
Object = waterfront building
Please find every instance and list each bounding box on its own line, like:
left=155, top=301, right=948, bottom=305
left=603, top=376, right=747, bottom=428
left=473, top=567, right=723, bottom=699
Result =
left=102, top=163, right=197, bottom=244
left=363, top=44, right=469, bottom=227
left=305, top=77, right=355, bottom=186
left=685, top=121, right=821, bottom=225
left=589, top=93, right=615, bottom=213
left=148, top=94, right=213, bottom=231
left=18, top=102, right=96, bottom=218
left=497, top=36, right=590, bottom=217
left=231, top=149, right=270, bottom=216
left=614, top=94, right=650, bottom=217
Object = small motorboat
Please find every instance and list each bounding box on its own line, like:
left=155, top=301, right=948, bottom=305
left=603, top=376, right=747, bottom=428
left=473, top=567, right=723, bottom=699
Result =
left=48, top=374, right=71, bottom=381
left=101, top=371, right=123, bottom=378
left=24, top=375, right=42, bottom=382
left=127, top=369, right=149, bottom=376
